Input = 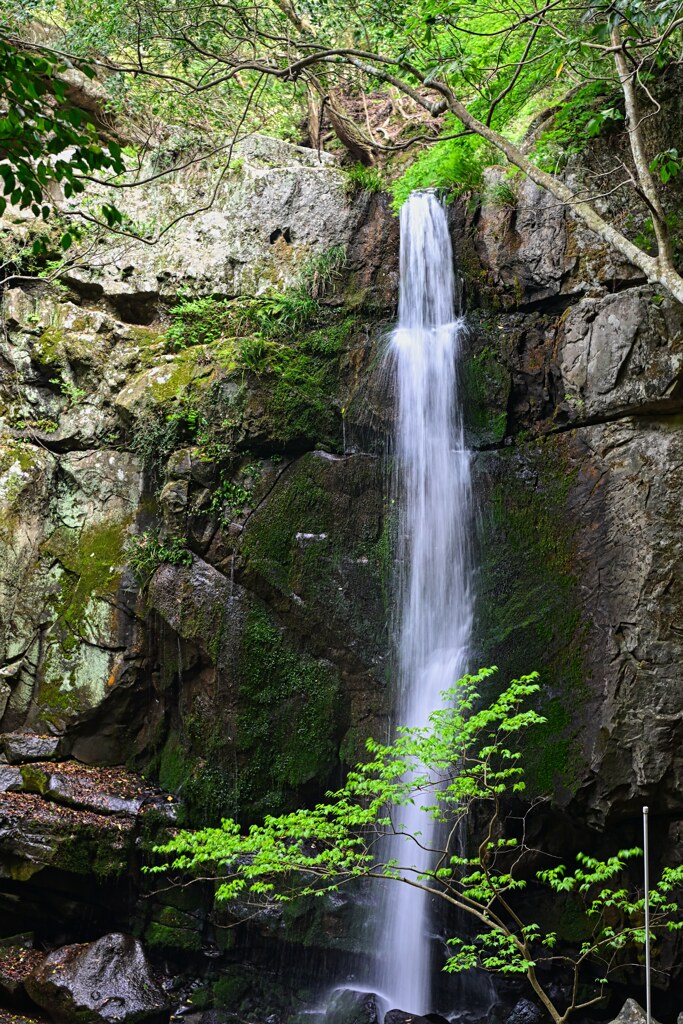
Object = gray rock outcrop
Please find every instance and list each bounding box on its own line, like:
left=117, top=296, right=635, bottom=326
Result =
left=25, top=933, right=169, bottom=1023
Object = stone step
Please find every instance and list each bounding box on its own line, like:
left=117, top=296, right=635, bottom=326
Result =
left=0, top=763, right=176, bottom=819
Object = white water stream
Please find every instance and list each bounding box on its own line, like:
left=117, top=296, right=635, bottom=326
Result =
left=376, top=191, right=473, bottom=1014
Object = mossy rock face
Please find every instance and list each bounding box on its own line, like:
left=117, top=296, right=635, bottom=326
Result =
left=213, top=968, right=251, bottom=1010
left=239, top=450, right=387, bottom=663
left=149, top=579, right=344, bottom=825
left=0, top=444, right=144, bottom=751
left=233, top=605, right=341, bottom=815
left=0, top=792, right=133, bottom=880
left=145, top=921, right=203, bottom=954
left=474, top=433, right=589, bottom=799
left=476, top=417, right=683, bottom=826
left=462, top=342, right=511, bottom=447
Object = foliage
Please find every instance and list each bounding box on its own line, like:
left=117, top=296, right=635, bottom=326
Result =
left=125, top=531, right=192, bottom=586
left=49, top=375, right=86, bottom=407
left=153, top=667, right=683, bottom=1024
left=344, top=163, right=385, bottom=196
left=128, top=408, right=190, bottom=474
left=650, top=148, right=682, bottom=184
left=163, top=246, right=346, bottom=355
left=532, top=82, right=623, bottom=173
left=165, top=295, right=240, bottom=350
left=486, top=179, right=518, bottom=209
left=0, top=30, right=124, bottom=243
left=300, top=245, right=347, bottom=298
left=391, top=133, right=493, bottom=210
left=204, top=469, right=255, bottom=526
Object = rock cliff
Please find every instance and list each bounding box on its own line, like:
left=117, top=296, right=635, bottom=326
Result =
left=0, top=128, right=682, bottom=1020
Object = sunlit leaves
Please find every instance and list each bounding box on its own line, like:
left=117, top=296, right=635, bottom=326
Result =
left=651, top=148, right=682, bottom=183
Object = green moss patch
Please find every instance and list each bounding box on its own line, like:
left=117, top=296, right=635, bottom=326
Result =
left=475, top=435, right=588, bottom=796
left=240, top=458, right=336, bottom=591
left=237, top=606, right=340, bottom=796
left=145, top=921, right=202, bottom=953
left=462, top=344, right=511, bottom=447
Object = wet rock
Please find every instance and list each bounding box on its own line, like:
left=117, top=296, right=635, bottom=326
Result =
left=0, top=765, right=22, bottom=791
left=384, top=1011, right=434, bottom=1024
left=506, top=999, right=544, bottom=1024
left=0, top=792, right=135, bottom=880
left=560, top=288, right=683, bottom=422
left=0, top=944, right=45, bottom=998
left=2, top=735, right=59, bottom=764
left=327, top=988, right=381, bottom=1024
left=607, top=1000, right=661, bottom=1024
left=25, top=932, right=169, bottom=1023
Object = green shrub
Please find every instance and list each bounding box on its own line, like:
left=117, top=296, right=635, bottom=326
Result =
left=165, top=295, right=238, bottom=349
left=391, top=133, right=493, bottom=210
left=486, top=179, right=518, bottom=209
left=533, top=82, right=621, bottom=171
left=125, top=531, right=192, bottom=586
left=344, top=163, right=384, bottom=196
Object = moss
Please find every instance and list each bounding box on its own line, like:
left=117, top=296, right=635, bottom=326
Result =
left=43, top=517, right=130, bottom=640
left=374, top=501, right=396, bottom=613
left=0, top=442, right=43, bottom=477
left=156, top=905, right=196, bottom=929
left=145, top=922, right=202, bottom=953
left=166, top=603, right=341, bottom=825
left=475, top=435, right=588, bottom=796
left=148, top=350, right=214, bottom=405
left=268, top=353, right=339, bottom=445
left=189, top=987, right=213, bottom=1010
left=19, top=765, right=49, bottom=795
left=298, top=316, right=356, bottom=356
left=240, top=461, right=334, bottom=591
left=158, top=733, right=186, bottom=794
left=36, top=680, right=83, bottom=719
left=462, top=343, right=511, bottom=447
left=32, top=327, right=65, bottom=371
left=233, top=606, right=340, bottom=816
left=58, top=823, right=130, bottom=877
left=213, top=971, right=250, bottom=1009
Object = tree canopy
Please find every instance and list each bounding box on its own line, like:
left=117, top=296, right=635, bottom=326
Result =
left=3, top=0, right=683, bottom=296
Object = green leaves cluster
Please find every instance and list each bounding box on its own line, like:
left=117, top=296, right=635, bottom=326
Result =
left=0, top=33, right=124, bottom=232
left=125, top=530, right=192, bottom=586
left=152, top=667, right=683, bottom=1023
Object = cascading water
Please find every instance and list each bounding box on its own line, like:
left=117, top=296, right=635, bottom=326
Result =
left=377, top=190, right=473, bottom=1014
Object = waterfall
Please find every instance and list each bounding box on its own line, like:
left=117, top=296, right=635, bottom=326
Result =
left=378, top=191, right=473, bottom=1014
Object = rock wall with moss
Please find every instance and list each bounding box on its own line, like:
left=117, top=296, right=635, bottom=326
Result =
left=0, top=134, right=397, bottom=860
left=1, top=124, right=683, bottom=1015
left=457, top=164, right=683, bottom=862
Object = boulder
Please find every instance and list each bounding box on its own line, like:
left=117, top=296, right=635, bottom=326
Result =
left=506, top=1000, right=544, bottom=1024
left=0, top=765, right=22, bottom=791
left=607, top=1000, right=661, bottom=1024
left=0, top=943, right=45, bottom=998
left=327, top=987, right=382, bottom=1024
left=25, top=933, right=169, bottom=1023
left=384, top=1012, right=436, bottom=1024
left=2, top=735, right=59, bottom=764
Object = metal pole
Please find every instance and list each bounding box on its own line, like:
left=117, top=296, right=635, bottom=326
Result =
left=643, top=806, right=651, bottom=1024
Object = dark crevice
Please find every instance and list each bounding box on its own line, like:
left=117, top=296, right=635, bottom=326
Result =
left=4, top=428, right=110, bottom=455
left=507, top=289, right=586, bottom=315
left=472, top=402, right=683, bottom=452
